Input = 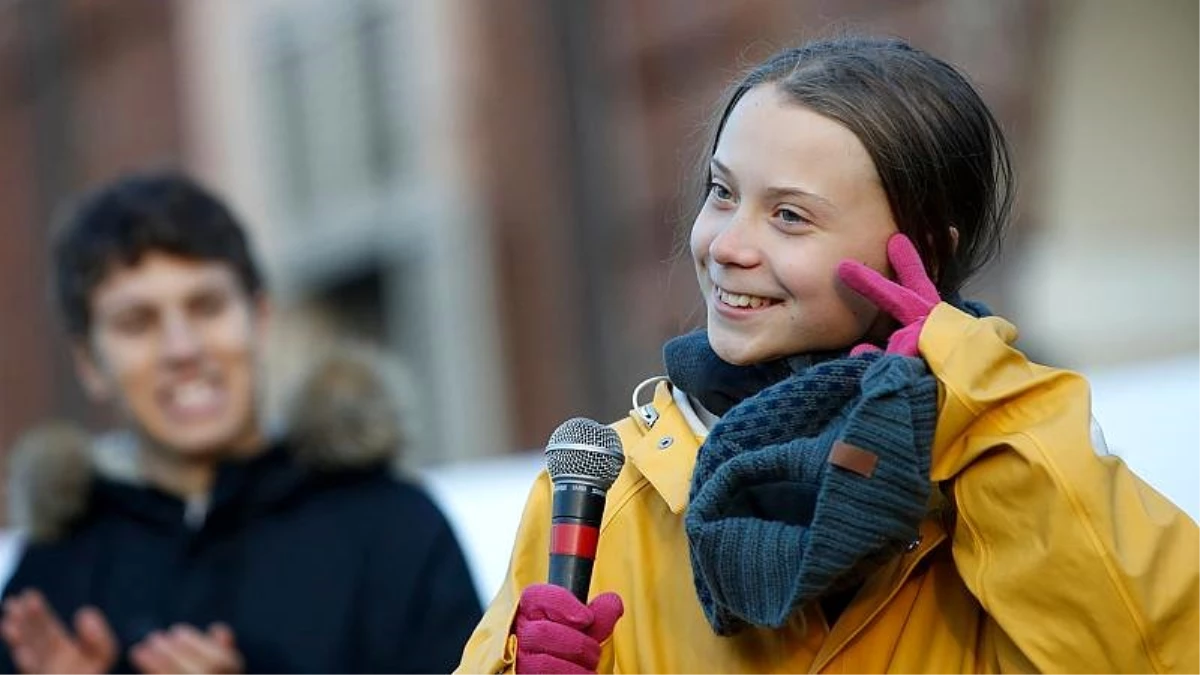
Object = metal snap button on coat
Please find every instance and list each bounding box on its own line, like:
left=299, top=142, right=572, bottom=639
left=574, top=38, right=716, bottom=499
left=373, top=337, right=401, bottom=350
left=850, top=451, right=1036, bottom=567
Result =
left=657, top=436, right=674, bottom=450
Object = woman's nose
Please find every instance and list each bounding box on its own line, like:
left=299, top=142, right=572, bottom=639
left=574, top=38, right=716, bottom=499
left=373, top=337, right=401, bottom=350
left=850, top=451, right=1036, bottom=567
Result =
left=709, top=211, right=762, bottom=268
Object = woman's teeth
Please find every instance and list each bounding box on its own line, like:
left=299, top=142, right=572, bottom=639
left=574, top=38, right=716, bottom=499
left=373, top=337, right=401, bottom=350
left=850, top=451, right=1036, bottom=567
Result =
left=718, top=288, right=772, bottom=309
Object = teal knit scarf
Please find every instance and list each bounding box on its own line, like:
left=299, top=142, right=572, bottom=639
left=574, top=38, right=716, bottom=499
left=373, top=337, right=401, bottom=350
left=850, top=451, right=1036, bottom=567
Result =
left=665, top=335, right=938, bottom=636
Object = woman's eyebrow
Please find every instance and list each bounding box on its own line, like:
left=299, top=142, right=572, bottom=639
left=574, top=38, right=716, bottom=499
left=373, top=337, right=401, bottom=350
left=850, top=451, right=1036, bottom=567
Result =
left=711, top=157, right=835, bottom=211
left=763, top=186, right=835, bottom=211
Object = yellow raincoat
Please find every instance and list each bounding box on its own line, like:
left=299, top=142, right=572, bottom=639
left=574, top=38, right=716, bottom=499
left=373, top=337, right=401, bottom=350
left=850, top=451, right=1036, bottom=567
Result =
left=457, top=304, right=1199, bottom=673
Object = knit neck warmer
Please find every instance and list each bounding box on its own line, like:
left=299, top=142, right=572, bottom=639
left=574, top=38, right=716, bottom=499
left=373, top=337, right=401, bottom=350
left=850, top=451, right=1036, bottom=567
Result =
left=662, top=334, right=843, bottom=417
left=666, top=338, right=936, bottom=635
left=666, top=298, right=989, bottom=635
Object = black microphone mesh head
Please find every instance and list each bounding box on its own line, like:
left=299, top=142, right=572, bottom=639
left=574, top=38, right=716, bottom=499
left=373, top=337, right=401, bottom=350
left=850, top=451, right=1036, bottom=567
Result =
left=545, top=417, right=625, bottom=489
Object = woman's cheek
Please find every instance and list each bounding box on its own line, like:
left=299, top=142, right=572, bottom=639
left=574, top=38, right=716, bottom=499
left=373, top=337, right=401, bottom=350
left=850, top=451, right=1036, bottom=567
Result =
left=690, top=215, right=716, bottom=266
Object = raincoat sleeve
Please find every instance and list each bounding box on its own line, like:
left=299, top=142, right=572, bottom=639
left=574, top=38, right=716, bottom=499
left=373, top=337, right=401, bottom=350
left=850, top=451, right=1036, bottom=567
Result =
left=920, top=303, right=1199, bottom=673
left=456, top=472, right=554, bottom=674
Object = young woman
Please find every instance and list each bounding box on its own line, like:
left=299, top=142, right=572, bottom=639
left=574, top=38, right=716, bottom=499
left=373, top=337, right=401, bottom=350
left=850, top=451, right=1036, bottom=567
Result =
left=457, top=35, right=1198, bottom=674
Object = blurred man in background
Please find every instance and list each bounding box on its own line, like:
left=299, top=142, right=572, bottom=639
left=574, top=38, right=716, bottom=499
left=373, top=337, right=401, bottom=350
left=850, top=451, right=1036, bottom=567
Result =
left=0, top=172, right=481, bottom=673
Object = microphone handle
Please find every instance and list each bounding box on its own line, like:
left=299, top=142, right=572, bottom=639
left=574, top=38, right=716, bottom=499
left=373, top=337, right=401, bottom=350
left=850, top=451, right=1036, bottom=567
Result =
left=548, top=482, right=607, bottom=602
left=548, top=555, right=594, bottom=602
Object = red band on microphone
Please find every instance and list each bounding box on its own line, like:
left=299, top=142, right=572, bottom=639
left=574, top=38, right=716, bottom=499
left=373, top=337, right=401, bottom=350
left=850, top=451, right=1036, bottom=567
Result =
left=550, top=523, right=599, bottom=558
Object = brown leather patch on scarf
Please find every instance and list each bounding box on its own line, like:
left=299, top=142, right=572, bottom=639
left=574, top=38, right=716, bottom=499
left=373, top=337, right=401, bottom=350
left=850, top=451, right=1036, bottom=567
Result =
left=829, top=441, right=878, bottom=478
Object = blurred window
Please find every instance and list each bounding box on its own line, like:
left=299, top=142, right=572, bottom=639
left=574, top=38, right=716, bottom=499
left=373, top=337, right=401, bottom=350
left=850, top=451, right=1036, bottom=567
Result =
left=259, top=0, right=406, bottom=221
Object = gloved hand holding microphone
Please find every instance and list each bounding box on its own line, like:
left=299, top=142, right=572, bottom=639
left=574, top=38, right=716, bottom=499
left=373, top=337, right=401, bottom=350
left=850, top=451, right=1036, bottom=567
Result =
left=513, top=419, right=625, bottom=675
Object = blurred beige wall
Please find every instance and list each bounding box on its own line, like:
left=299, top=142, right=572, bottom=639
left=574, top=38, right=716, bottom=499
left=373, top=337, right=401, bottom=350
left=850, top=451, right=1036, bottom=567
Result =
left=176, top=0, right=274, bottom=262
left=1014, top=0, right=1198, bottom=369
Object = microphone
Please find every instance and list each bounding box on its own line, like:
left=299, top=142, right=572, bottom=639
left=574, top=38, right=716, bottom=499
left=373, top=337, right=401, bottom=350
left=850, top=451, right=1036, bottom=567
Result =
left=544, top=417, right=625, bottom=602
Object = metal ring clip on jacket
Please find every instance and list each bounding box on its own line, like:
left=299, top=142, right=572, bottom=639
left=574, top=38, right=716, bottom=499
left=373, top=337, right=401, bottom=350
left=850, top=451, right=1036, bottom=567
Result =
left=632, top=375, right=670, bottom=429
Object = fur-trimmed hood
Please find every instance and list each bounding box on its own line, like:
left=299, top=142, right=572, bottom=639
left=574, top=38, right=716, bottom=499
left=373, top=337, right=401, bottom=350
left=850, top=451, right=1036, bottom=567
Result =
left=7, top=345, right=412, bottom=541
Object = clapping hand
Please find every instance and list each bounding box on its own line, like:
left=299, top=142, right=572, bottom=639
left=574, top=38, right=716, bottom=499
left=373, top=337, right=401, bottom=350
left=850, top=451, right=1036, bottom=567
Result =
left=1, top=589, right=117, bottom=674
left=129, top=623, right=243, bottom=674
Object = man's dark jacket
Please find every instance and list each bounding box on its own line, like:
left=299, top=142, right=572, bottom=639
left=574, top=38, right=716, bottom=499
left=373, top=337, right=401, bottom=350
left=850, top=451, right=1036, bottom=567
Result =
left=1, top=356, right=482, bottom=673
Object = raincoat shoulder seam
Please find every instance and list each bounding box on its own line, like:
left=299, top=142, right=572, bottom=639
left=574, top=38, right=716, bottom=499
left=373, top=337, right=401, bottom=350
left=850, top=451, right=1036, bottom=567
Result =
left=955, top=426, right=1166, bottom=673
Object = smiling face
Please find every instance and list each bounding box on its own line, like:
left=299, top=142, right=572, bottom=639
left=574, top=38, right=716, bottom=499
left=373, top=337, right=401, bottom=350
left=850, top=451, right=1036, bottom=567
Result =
left=691, top=83, right=899, bottom=365
left=74, top=252, right=268, bottom=459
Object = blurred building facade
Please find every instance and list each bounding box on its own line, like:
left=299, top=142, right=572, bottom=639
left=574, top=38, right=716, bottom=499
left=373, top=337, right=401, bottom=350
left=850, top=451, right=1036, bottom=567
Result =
left=0, top=0, right=1195, bottom=483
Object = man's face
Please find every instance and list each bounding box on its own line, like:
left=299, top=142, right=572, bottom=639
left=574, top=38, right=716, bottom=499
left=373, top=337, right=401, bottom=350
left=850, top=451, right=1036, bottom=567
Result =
left=74, top=252, right=268, bottom=459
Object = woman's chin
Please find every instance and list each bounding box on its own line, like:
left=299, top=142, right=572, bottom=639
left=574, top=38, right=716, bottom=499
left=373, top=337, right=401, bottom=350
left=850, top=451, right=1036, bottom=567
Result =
left=708, top=333, right=770, bottom=366
left=708, top=325, right=865, bottom=365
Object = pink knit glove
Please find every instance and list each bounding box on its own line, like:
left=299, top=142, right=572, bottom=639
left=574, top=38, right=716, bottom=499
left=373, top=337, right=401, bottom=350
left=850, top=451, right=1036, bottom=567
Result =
left=514, top=584, right=624, bottom=675
left=837, top=233, right=940, bottom=358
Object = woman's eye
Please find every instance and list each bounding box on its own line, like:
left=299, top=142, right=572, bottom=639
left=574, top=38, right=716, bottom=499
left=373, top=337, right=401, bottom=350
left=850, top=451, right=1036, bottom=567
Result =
left=707, top=182, right=733, bottom=202
left=775, top=208, right=809, bottom=225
